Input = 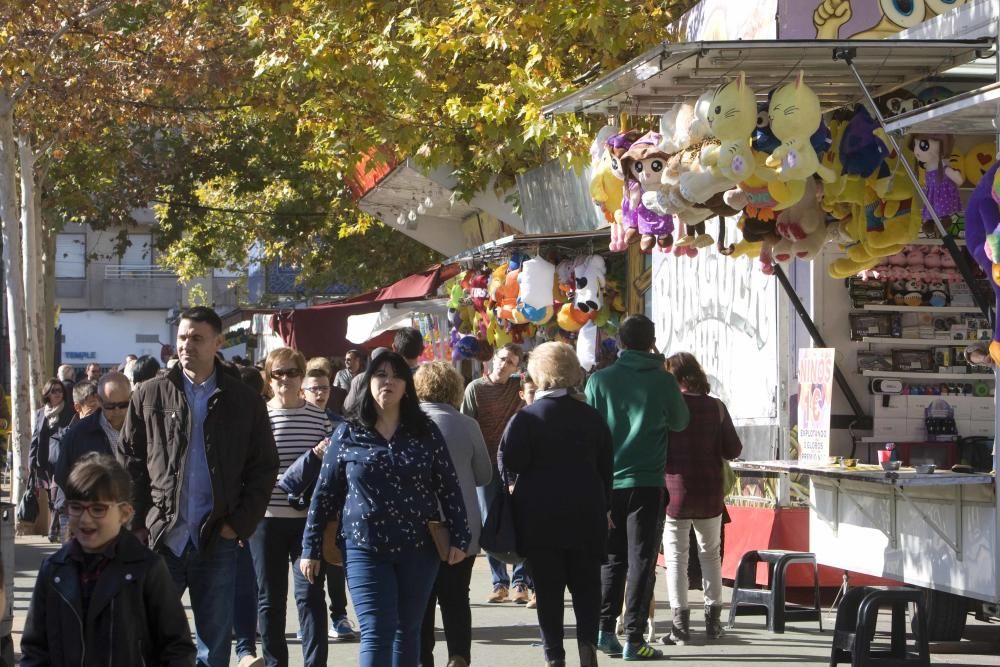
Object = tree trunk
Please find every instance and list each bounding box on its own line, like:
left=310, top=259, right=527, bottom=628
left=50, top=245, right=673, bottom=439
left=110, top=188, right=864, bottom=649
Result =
left=18, top=135, right=44, bottom=415
left=0, top=91, right=31, bottom=506
left=42, top=215, right=56, bottom=378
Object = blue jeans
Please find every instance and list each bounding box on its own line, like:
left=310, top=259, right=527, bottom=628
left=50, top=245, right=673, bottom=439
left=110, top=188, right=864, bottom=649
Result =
left=345, top=542, right=440, bottom=667
left=328, top=564, right=349, bottom=621
left=234, top=541, right=258, bottom=659
left=158, top=534, right=239, bottom=667
left=249, top=517, right=328, bottom=667
left=477, top=469, right=533, bottom=589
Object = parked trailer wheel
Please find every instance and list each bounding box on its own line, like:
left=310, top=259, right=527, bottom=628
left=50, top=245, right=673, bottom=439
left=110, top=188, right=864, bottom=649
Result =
left=913, top=589, right=969, bottom=642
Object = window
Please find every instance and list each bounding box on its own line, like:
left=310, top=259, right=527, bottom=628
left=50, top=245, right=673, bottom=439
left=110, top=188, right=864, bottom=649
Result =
left=120, top=233, right=152, bottom=266
left=55, top=234, right=86, bottom=279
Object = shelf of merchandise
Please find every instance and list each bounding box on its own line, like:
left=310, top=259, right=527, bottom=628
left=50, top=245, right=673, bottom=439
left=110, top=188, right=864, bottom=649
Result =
left=884, top=81, right=1000, bottom=135
left=862, top=370, right=995, bottom=380
left=860, top=304, right=982, bottom=313
left=860, top=337, right=975, bottom=346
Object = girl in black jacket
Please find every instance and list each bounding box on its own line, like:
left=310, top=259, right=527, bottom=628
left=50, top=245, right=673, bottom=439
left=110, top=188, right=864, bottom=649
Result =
left=21, top=453, right=195, bottom=666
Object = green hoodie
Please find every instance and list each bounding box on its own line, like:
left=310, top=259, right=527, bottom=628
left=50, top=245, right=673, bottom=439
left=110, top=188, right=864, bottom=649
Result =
left=585, top=350, right=690, bottom=489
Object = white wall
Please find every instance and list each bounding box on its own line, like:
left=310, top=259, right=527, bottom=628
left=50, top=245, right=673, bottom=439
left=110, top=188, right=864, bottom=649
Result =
left=60, top=310, right=170, bottom=366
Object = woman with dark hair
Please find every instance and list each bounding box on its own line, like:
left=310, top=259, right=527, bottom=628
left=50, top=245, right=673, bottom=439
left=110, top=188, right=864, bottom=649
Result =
left=661, top=352, right=743, bottom=645
left=130, top=354, right=161, bottom=386
left=29, top=378, right=76, bottom=541
left=300, top=351, right=470, bottom=667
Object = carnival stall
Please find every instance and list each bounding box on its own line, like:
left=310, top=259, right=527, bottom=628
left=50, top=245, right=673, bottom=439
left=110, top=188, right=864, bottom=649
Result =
left=540, top=15, right=1000, bottom=640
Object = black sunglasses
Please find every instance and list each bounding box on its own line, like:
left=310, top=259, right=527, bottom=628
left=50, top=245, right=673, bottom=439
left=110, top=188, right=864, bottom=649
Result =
left=102, top=401, right=129, bottom=410
left=271, top=368, right=304, bottom=379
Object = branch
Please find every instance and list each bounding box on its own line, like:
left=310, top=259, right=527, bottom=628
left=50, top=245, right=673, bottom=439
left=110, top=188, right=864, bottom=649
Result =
left=12, top=1, right=114, bottom=102
left=151, top=198, right=333, bottom=218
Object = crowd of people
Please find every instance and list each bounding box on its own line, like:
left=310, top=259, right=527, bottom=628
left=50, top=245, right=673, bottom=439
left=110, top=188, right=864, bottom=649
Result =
left=19, top=306, right=742, bottom=667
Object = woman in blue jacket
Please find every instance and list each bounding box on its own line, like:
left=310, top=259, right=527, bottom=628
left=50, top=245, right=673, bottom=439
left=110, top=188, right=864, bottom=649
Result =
left=300, top=351, right=471, bottom=667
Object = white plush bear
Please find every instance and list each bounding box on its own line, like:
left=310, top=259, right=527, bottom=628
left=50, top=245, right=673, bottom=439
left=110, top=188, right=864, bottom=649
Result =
left=573, top=255, right=606, bottom=314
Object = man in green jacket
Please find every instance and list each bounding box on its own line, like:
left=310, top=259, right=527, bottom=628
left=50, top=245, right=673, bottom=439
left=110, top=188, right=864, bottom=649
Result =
left=586, top=314, right=689, bottom=661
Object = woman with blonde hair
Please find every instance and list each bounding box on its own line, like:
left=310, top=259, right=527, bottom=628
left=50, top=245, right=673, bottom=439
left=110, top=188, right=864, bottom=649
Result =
left=661, top=352, right=742, bottom=645
left=415, top=361, right=492, bottom=667
left=499, top=342, right=613, bottom=667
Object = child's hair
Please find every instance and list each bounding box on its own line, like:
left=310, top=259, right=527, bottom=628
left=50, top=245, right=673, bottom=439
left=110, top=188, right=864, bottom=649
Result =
left=65, top=453, right=133, bottom=503
left=520, top=372, right=535, bottom=388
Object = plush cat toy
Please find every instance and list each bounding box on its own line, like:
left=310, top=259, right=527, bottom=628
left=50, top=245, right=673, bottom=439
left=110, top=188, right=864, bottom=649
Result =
left=590, top=127, right=628, bottom=252
left=911, top=133, right=963, bottom=238
left=964, top=160, right=1000, bottom=364
left=623, top=131, right=675, bottom=251
left=765, top=71, right=838, bottom=209
left=699, top=72, right=757, bottom=185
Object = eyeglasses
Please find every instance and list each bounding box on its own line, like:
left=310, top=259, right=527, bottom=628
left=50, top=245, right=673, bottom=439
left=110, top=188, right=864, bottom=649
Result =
left=270, top=368, right=303, bottom=379
left=102, top=401, right=129, bottom=410
left=66, top=501, right=127, bottom=519
left=303, top=386, right=331, bottom=395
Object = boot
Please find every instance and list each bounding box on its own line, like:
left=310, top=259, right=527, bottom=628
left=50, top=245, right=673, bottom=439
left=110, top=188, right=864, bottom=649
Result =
left=705, top=604, right=725, bottom=640
left=578, top=639, right=599, bottom=667
left=662, top=608, right=690, bottom=645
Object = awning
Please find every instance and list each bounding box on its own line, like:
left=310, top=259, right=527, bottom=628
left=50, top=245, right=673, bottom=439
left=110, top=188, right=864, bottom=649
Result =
left=270, top=264, right=458, bottom=357
left=445, top=229, right=611, bottom=265
left=345, top=298, right=450, bottom=345
left=541, top=38, right=994, bottom=117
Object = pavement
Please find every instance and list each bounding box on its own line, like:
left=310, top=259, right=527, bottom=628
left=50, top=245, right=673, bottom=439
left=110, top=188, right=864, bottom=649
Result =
left=9, top=534, right=1000, bottom=666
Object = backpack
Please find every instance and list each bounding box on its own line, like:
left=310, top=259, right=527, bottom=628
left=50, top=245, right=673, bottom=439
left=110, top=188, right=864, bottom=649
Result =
left=924, top=399, right=958, bottom=441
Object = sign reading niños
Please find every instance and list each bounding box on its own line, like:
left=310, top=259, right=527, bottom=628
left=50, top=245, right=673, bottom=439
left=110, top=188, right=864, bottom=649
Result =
left=797, top=348, right=836, bottom=465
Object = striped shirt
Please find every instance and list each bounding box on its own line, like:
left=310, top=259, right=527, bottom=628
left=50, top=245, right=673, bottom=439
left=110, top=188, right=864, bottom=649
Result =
left=266, top=402, right=332, bottom=518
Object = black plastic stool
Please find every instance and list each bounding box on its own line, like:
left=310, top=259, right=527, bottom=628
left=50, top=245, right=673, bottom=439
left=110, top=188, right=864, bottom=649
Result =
left=829, top=586, right=929, bottom=666
left=727, top=549, right=823, bottom=633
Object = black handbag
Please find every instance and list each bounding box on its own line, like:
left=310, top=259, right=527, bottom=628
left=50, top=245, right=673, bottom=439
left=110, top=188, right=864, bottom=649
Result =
left=480, top=482, right=523, bottom=565
left=17, top=477, right=39, bottom=524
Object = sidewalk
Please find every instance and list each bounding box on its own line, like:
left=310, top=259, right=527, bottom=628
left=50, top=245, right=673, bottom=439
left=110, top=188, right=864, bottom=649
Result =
left=10, top=535, right=1000, bottom=666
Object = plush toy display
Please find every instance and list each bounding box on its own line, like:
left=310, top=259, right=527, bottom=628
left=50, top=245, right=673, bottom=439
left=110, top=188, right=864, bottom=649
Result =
left=687, top=72, right=757, bottom=201
left=771, top=178, right=829, bottom=263
left=605, top=130, right=642, bottom=247
left=623, top=131, right=675, bottom=251
left=518, top=256, right=556, bottom=309
left=911, top=133, right=963, bottom=237
left=764, top=71, right=837, bottom=209
left=591, top=128, right=629, bottom=252
left=573, top=254, right=606, bottom=314
left=964, top=160, right=1000, bottom=364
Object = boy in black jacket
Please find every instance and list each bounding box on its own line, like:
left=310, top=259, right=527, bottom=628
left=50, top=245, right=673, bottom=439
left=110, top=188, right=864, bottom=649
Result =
left=21, top=453, right=195, bottom=666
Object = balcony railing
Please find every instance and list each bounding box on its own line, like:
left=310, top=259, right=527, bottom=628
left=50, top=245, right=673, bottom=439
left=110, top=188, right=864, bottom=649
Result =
left=104, top=264, right=177, bottom=280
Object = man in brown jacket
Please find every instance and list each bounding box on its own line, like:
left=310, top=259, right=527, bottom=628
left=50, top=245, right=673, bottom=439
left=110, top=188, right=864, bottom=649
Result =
left=117, top=306, right=278, bottom=667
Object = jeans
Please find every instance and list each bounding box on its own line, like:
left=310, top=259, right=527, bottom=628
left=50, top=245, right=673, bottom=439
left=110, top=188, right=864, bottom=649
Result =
left=234, top=541, right=259, bottom=659
left=663, top=514, right=723, bottom=608
left=420, top=555, right=476, bottom=667
left=346, top=542, right=440, bottom=667
left=328, top=564, right=349, bottom=621
left=527, top=548, right=602, bottom=662
left=599, top=487, right=665, bottom=644
left=158, top=534, right=240, bottom=667
left=248, top=517, right=328, bottom=667
left=477, top=470, right=532, bottom=590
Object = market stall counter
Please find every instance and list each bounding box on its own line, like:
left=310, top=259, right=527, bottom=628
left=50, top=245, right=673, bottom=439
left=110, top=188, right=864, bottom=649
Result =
left=732, top=460, right=997, bottom=613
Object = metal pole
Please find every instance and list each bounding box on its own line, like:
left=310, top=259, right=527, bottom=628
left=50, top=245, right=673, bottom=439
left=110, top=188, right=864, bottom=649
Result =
left=772, top=264, right=867, bottom=419
left=836, top=48, right=992, bottom=319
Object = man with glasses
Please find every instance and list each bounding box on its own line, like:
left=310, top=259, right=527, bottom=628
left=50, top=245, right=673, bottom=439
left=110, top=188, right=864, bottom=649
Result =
left=117, top=306, right=279, bottom=667
left=461, top=343, right=534, bottom=604
left=51, top=375, right=128, bottom=540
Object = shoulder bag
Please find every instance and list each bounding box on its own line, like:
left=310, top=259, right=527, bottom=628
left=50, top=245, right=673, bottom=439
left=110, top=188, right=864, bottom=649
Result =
left=715, top=398, right=738, bottom=496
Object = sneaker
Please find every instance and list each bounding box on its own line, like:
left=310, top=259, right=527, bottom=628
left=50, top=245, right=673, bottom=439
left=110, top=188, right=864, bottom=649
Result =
left=596, top=630, right=623, bottom=656
left=487, top=584, right=508, bottom=603
left=525, top=591, right=537, bottom=609
left=330, top=617, right=357, bottom=642
left=510, top=583, right=530, bottom=604
left=623, top=641, right=664, bottom=661
left=237, top=657, right=264, bottom=667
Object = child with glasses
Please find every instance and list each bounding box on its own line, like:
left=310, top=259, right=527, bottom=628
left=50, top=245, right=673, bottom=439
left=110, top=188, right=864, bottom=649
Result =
left=21, top=453, right=195, bottom=666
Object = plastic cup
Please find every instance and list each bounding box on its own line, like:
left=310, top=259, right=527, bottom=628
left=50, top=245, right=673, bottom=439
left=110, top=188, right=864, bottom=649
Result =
left=877, top=449, right=892, bottom=463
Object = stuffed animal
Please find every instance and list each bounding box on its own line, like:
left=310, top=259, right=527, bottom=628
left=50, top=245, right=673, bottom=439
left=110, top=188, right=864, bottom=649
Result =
left=622, top=131, right=675, bottom=251
left=605, top=130, right=642, bottom=246
left=518, top=256, right=556, bottom=309
left=765, top=71, right=838, bottom=209
left=964, top=141, right=996, bottom=188
left=591, top=129, right=628, bottom=252
left=911, top=133, right=963, bottom=237
left=700, top=72, right=757, bottom=185
left=964, top=160, right=1000, bottom=364
left=573, top=255, right=606, bottom=314
left=772, top=178, right=829, bottom=263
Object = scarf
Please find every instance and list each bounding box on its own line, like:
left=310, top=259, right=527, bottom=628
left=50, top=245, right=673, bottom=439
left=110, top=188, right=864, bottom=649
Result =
left=44, top=402, right=65, bottom=430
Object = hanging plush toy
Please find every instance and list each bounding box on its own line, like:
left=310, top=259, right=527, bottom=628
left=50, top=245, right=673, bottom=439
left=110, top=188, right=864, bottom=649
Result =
left=605, top=130, right=642, bottom=247
left=590, top=127, right=628, bottom=252
left=910, top=133, right=963, bottom=238
left=765, top=71, right=838, bottom=209
left=623, top=131, right=675, bottom=252
left=517, top=256, right=556, bottom=323
left=573, top=255, right=606, bottom=314
left=771, top=178, right=829, bottom=263
left=964, top=160, right=1000, bottom=364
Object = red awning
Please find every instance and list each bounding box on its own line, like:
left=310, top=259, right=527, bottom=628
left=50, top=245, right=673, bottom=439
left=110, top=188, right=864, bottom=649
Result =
left=271, top=264, right=457, bottom=358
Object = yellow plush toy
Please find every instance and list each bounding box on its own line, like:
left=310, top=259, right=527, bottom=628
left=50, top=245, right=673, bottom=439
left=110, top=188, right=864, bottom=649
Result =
left=765, top=71, right=838, bottom=209
left=590, top=128, right=627, bottom=252
left=701, top=72, right=757, bottom=185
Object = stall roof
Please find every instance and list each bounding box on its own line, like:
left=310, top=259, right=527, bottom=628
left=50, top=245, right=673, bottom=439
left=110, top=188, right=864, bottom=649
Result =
left=884, top=80, right=1000, bottom=135
left=445, top=229, right=611, bottom=265
left=541, top=38, right=995, bottom=117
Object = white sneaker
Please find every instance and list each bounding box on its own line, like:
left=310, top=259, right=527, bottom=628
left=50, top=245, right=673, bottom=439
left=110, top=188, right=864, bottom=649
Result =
left=238, top=656, right=264, bottom=667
